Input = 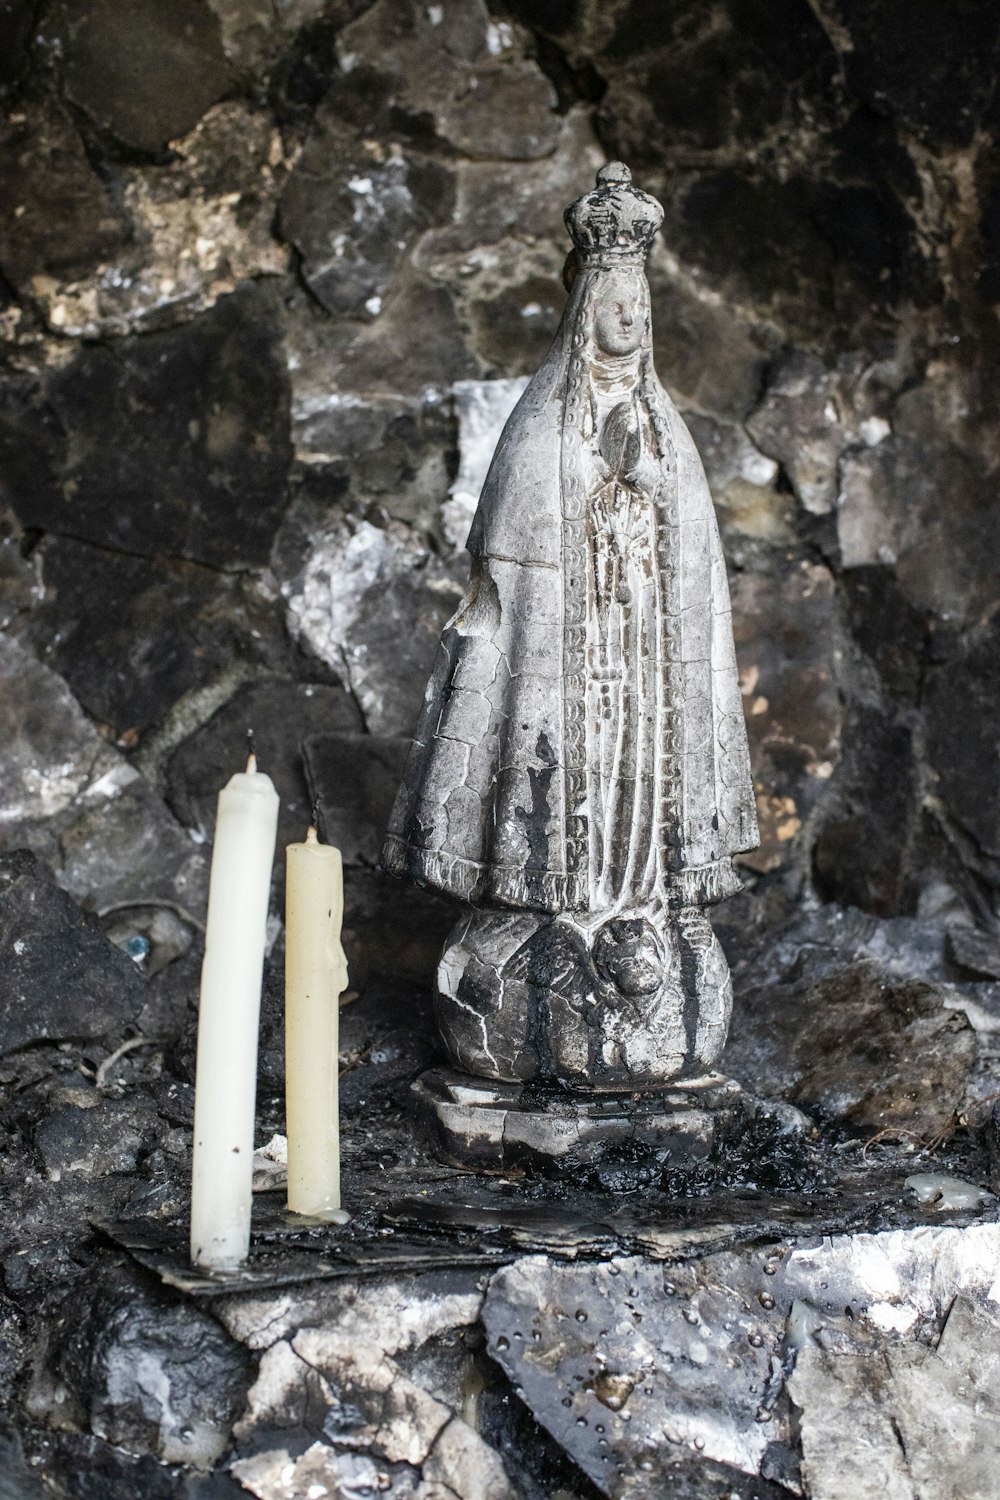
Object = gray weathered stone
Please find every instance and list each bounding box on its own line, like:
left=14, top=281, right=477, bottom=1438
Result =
left=278, top=507, right=465, bottom=736
left=0, top=633, right=208, bottom=913
left=724, top=960, right=976, bottom=1138
left=789, top=1294, right=1000, bottom=1500
left=222, top=1270, right=511, bottom=1500
left=483, top=1223, right=1000, bottom=1498
left=28, top=1265, right=251, bottom=1470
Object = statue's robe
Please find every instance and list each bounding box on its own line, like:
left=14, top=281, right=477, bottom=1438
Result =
left=382, top=267, right=758, bottom=915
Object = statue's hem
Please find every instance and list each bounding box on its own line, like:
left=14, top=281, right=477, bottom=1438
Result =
left=382, top=835, right=745, bottom=909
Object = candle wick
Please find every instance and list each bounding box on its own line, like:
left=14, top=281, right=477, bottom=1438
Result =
left=306, top=824, right=319, bottom=845
left=246, top=728, right=257, bottom=774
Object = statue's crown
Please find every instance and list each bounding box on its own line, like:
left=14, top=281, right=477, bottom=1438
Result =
left=564, top=162, right=663, bottom=268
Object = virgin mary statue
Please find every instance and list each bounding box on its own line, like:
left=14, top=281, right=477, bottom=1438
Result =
left=383, top=164, right=759, bottom=1105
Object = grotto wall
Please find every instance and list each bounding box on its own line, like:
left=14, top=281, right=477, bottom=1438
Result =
left=1, top=1, right=999, bottom=1497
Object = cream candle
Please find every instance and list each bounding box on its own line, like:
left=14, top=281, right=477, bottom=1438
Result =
left=190, top=753, right=280, bottom=1271
left=285, top=824, right=348, bottom=1217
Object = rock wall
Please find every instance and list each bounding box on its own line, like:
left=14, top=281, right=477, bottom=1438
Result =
left=2, top=0, right=998, bottom=975
left=2, top=9, right=1000, bottom=1492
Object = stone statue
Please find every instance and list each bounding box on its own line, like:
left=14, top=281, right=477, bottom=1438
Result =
left=382, top=164, right=760, bottom=1169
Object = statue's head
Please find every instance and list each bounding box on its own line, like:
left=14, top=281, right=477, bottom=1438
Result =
left=593, top=267, right=647, bottom=356
left=563, top=163, right=661, bottom=354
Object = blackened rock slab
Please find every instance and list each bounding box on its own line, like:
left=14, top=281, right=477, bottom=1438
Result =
left=168, top=679, right=362, bottom=856
left=336, top=0, right=559, bottom=162
left=6, top=283, right=292, bottom=570
left=841, top=0, right=1000, bottom=146
left=0, top=1420, right=45, bottom=1499
left=41, top=0, right=232, bottom=155
left=13, top=1428, right=244, bottom=1500
left=280, top=98, right=454, bottom=320
left=724, top=960, right=975, bottom=1137
left=0, top=97, right=128, bottom=291
left=924, top=616, right=1000, bottom=861
left=811, top=698, right=919, bottom=916
left=483, top=1253, right=784, bottom=1494
left=0, top=850, right=145, bottom=1054
left=728, top=555, right=842, bottom=879
left=27, top=538, right=291, bottom=741
left=302, top=732, right=409, bottom=867
left=483, top=1225, right=1000, bottom=1500
left=34, top=1095, right=164, bottom=1178
left=28, top=1262, right=251, bottom=1468
left=948, top=925, right=1000, bottom=981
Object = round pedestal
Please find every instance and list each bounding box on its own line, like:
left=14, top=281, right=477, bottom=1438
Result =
left=435, top=904, right=733, bottom=1090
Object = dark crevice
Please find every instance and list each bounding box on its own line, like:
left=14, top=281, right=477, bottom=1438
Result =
left=527, top=31, right=607, bottom=113
left=29, top=525, right=263, bottom=581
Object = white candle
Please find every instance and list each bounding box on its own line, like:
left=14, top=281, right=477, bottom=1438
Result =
left=190, top=754, right=279, bottom=1270
left=285, top=825, right=348, bottom=1216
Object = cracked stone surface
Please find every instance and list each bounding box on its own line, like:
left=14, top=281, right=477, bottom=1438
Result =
left=1, top=0, right=1000, bottom=1494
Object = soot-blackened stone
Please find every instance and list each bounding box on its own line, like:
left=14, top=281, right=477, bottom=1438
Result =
left=811, top=704, right=920, bottom=917
left=810, top=178, right=925, bottom=304
left=841, top=565, right=928, bottom=701
left=26, top=539, right=287, bottom=741
left=4, top=283, right=292, bottom=570
left=41, top=0, right=232, bottom=155
left=0, top=851, right=145, bottom=1055
left=841, top=0, right=1000, bottom=147
left=948, top=928, right=1000, bottom=982
left=724, top=960, right=975, bottom=1137
left=301, top=732, right=409, bottom=867
left=34, top=1095, right=164, bottom=1178
left=669, top=170, right=837, bottom=334
left=0, top=1, right=35, bottom=93
left=280, top=99, right=455, bottom=319
left=599, top=0, right=837, bottom=162
left=924, top=617, right=1000, bottom=862
left=167, top=679, right=363, bottom=857
left=33, top=1262, right=251, bottom=1467
left=0, top=97, right=129, bottom=292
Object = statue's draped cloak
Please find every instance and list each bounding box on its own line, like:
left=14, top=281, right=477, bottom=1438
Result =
left=382, top=268, right=758, bottom=914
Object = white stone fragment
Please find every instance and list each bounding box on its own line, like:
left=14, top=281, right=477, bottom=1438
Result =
left=232, top=1443, right=384, bottom=1500
left=790, top=1295, right=1000, bottom=1500
left=84, top=763, right=142, bottom=801
left=866, top=1302, right=919, bottom=1334
left=0, top=632, right=121, bottom=823
left=444, top=377, right=529, bottom=551
left=219, top=1276, right=483, bottom=1354
left=905, top=1173, right=995, bottom=1212
left=259, top=1134, right=288, bottom=1164
left=859, top=415, right=891, bottom=446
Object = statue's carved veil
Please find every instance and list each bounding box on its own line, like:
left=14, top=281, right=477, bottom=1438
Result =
left=383, top=166, right=758, bottom=919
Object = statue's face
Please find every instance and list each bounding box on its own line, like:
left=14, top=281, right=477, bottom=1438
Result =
left=593, top=271, right=646, bottom=356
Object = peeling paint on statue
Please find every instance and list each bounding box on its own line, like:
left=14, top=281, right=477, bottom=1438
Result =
left=382, top=164, right=760, bottom=1166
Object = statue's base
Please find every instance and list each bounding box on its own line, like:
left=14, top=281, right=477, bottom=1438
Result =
left=412, top=1067, right=759, bottom=1176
